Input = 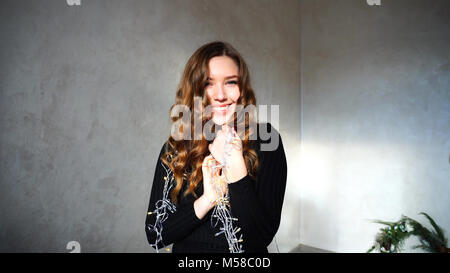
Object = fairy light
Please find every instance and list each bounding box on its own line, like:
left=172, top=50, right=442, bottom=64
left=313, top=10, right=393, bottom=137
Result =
left=209, top=127, right=244, bottom=253
left=146, top=159, right=176, bottom=253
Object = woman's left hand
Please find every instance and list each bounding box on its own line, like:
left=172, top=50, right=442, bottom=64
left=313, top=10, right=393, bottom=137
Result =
left=208, top=125, right=247, bottom=183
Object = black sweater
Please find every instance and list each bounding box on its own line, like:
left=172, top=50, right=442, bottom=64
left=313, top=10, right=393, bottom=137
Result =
left=145, top=123, right=287, bottom=253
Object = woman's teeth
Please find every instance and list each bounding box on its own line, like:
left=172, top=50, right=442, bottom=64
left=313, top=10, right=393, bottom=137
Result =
left=214, top=105, right=230, bottom=111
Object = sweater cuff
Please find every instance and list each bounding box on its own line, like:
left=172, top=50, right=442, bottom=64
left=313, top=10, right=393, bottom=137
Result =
left=228, top=174, right=252, bottom=195
left=187, top=198, right=208, bottom=224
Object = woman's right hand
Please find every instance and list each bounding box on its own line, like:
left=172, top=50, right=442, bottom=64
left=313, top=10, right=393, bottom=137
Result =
left=194, top=154, right=229, bottom=219
left=202, top=154, right=218, bottom=204
left=194, top=154, right=217, bottom=219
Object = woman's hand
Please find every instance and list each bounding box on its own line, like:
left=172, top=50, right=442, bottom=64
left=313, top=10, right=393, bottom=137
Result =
left=209, top=125, right=247, bottom=183
left=201, top=155, right=222, bottom=203
left=194, top=154, right=228, bottom=219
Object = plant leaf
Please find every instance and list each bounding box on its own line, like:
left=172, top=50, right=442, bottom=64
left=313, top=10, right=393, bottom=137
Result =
left=419, top=212, right=447, bottom=244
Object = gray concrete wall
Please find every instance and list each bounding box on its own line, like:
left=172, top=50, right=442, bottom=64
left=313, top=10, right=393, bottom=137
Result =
left=299, top=0, right=450, bottom=252
left=0, top=0, right=301, bottom=252
left=2, top=0, right=448, bottom=253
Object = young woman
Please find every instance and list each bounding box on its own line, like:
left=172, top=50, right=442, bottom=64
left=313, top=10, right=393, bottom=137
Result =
left=145, top=41, right=287, bottom=253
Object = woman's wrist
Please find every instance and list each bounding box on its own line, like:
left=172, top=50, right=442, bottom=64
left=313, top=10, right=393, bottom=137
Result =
left=193, top=194, right=215, bottom=220
left=225, top=155, right=248, bottom=183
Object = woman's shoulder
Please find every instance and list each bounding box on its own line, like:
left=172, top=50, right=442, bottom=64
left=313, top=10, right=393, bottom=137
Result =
left=157, top=141, right=168, bottom=157
left=157, top=140, right=175, bottom=163
left=255, top=122, right=282, bottom=152
left=256, top=122, right=279, bottom=138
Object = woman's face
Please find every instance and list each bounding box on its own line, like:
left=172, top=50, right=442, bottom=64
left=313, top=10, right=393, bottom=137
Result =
left=205, top=56, right=240, bottom=126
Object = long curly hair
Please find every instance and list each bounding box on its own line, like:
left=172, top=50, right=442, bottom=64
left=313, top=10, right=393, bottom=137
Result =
left=162, top=41, right=259, bottom=204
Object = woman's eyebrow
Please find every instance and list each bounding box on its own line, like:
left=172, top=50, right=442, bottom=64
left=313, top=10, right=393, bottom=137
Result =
left=207, top=75, right=238, bottom=80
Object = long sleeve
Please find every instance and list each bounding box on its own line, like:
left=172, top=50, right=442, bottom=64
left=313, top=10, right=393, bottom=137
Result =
left=145, top=142, right=205, bottom=251
left=228, top=123, right=288, bottom=252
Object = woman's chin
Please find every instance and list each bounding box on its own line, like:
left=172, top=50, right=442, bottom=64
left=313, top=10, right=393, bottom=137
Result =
left=212, top=113, right=232, bottom=126
left=212, top=116, right=226, bottom=126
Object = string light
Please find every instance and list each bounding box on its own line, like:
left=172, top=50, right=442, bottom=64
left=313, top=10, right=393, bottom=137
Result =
left=209, top=127, right=244, bottom=253
left=146, top=159, right=176, bottom=253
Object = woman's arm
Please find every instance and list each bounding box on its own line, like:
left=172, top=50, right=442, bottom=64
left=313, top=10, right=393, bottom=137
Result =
left=144, top=143, right=205, bottom=251
left=227, top=123, right=288, bottom=251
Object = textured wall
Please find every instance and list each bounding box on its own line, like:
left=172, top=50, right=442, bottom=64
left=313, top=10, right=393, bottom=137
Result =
left=299, top=0, right=450, bottom=252
left=0, top=0, right=301, bottom=252
left=4, top=0, right=446, bottom=254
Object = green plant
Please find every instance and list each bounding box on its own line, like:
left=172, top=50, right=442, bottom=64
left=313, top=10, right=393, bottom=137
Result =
left=367, top=212, right=449, bottom=253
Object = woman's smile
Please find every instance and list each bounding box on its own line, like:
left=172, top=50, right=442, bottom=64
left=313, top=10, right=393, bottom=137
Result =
left=212, top=103, right=232, bottom=113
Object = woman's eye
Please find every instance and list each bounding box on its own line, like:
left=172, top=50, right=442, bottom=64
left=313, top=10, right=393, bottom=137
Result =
left=226, top=80, right=238, bottom=85
left=204, top=82, right=211, bottom=87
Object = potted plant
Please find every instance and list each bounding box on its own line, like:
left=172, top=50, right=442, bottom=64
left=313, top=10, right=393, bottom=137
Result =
left=368, top=212, right=449, bottom=253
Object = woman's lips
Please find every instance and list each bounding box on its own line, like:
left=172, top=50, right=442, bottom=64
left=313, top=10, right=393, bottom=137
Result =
left=212, top=104, right=231, bottom=113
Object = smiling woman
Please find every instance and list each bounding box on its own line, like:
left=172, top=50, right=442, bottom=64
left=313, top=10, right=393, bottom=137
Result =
left=205, top=56, right=241, bottom=126
left=145, top=41, right=288, bottom=253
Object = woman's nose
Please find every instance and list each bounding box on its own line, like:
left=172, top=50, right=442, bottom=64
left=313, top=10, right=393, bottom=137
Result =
left=214, top=84, right=226, bottom=101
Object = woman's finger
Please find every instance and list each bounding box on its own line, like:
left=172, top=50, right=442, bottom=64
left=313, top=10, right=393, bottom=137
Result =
left=221, top=125, right=228, bottom=133
left=202, top=154, right=213, bottom=168
left=208, top=143, right=213, bottom=154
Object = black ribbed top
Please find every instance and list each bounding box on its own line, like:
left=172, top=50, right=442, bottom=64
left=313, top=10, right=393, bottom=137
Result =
left=145, top=123, right=288, bottom=253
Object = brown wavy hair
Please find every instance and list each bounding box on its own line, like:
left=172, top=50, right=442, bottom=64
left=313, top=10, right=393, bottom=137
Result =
left=162, top=41, right=259, bottom=204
